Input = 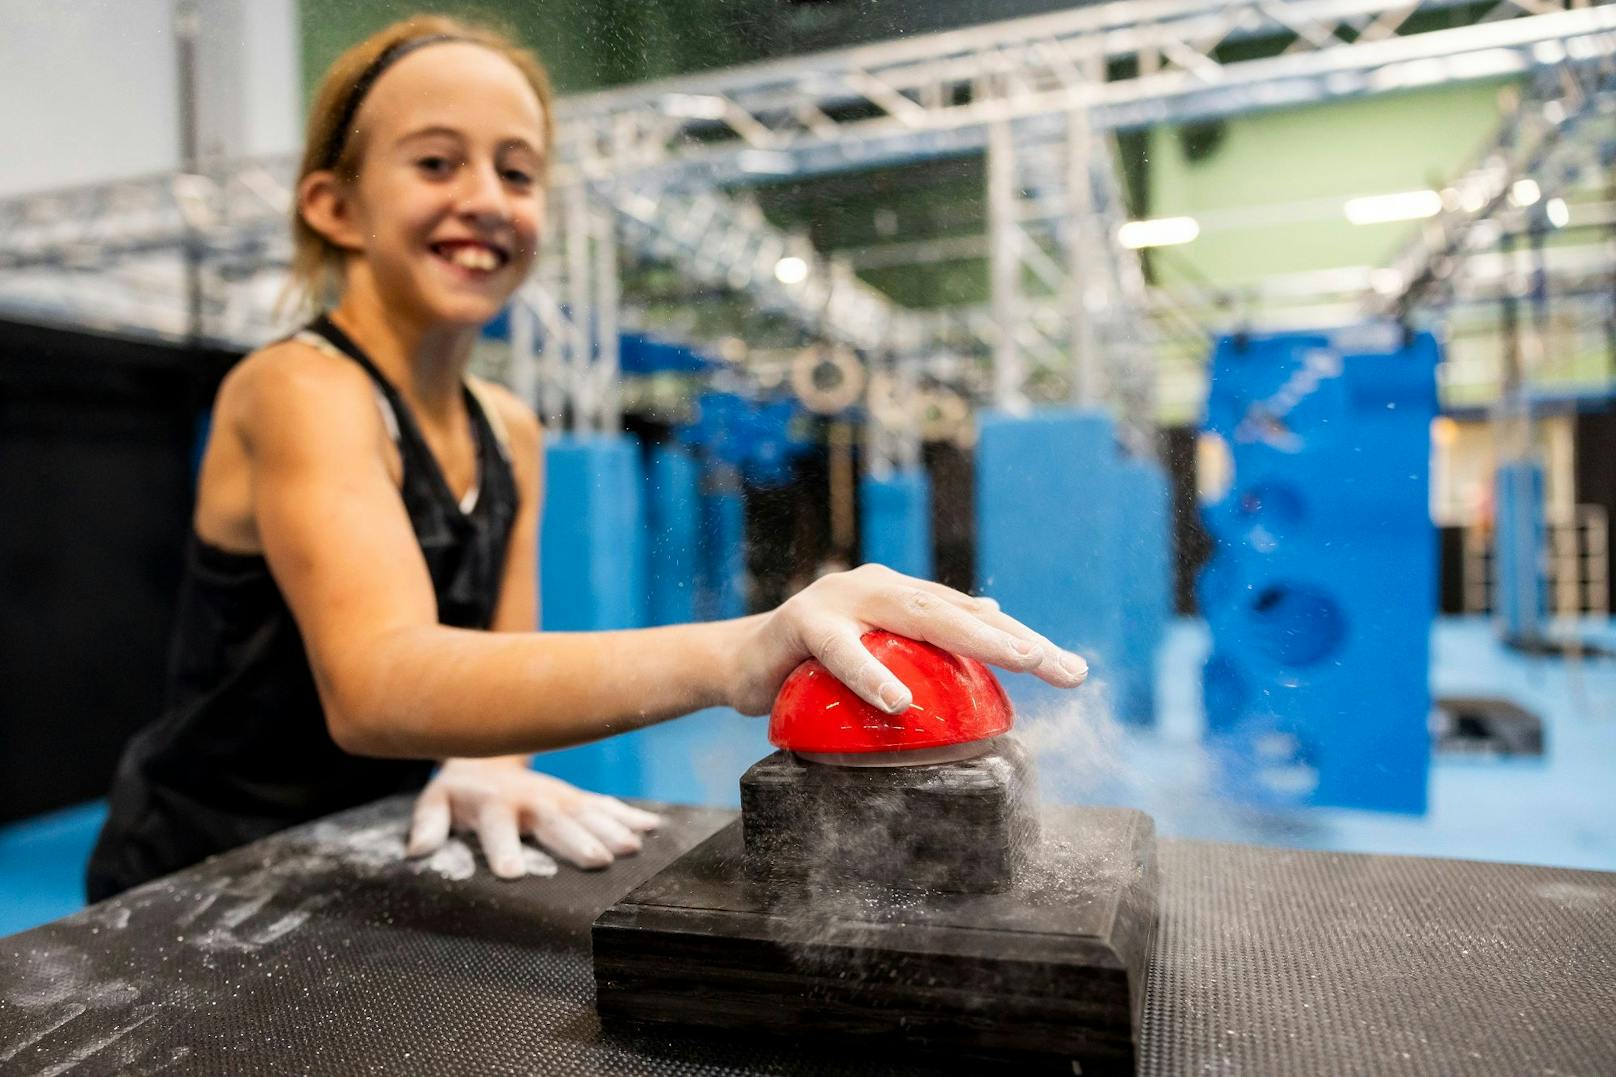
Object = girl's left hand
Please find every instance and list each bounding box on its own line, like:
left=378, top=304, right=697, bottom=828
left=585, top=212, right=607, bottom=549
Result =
left=728, top=563, right=1088, bottom=718
left=406, top=758, right=663, bottom=877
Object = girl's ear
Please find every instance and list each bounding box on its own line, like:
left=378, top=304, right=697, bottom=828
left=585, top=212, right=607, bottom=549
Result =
left=298, top=170, right=364, bottom=254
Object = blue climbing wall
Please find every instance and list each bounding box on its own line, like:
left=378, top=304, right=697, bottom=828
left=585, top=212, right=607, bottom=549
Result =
left=975, top=407, right=1168, bottom=724
left=860, top=468, right=934, bottom=579
left=1199, top=324, right=1439, bottom=814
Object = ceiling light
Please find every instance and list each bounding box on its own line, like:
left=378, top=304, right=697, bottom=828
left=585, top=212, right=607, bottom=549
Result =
left=1545, top=197, right=1570, bottom=228
left=1509, top=179, right=1541, bottom=207
left=1343, top=189, right=1442, bottom=226
left=1117, top=216, right=1199, bottom=250
left=773, top=256, right=809, bottom=285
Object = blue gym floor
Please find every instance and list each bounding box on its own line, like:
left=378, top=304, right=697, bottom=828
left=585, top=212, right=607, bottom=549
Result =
left=4, top=615, right=1612, bottom=939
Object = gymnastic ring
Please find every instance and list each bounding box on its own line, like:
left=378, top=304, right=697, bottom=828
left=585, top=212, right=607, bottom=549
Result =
left=791, top=345, right=865, bottom=415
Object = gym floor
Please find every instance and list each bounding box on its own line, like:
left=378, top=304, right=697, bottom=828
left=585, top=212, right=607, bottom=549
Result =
left=3, top=614, right=1612, bottom=939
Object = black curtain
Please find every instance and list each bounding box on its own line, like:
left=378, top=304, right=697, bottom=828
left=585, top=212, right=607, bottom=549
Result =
left=0, top=319, right=235, bottom=822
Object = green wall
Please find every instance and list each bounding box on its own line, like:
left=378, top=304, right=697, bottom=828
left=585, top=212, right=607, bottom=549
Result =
left=1147, top=80, right=1509, bottom=288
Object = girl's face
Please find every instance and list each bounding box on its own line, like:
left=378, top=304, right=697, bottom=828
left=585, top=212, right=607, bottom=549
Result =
left=344, top=43, right=547, bottom=328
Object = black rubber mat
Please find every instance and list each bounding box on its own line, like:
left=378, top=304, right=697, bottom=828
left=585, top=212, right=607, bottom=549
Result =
left=2, top=799, right=1613, bottom=1075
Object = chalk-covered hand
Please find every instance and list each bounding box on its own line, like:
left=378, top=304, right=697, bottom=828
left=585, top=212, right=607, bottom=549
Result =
left=729, top=563, right=1089, bottom=717
left=405, top=757, right=662, bottom=878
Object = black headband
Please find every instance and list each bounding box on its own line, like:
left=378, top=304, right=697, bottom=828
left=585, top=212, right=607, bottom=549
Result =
left=319, top=34, right=466, bottom=171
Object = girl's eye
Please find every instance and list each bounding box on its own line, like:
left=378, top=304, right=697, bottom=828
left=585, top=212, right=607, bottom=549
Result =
left=416, top=156, right=455, bottom=177
left=503, top=168, right=534, bottom=186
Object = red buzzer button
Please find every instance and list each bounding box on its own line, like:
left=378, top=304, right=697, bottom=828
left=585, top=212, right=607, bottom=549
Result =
left=768, top=630, right=1014, bottom=755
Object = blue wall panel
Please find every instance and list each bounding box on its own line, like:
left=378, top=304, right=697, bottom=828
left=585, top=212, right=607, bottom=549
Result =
left=1199, top=325, right=1439, bottom=814
left=975, top=407, right=1166, bottom=723
left=859, top=468, right=934, bottom=579
left=645, top=444, right=701, bottom=627
left=534, top=434, right=649, bottom=792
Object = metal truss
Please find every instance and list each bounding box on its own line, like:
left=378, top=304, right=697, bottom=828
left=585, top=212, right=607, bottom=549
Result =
left=555, top=0, right=1616, bottom=188
left=1384, top=38, right=1616, bottom=318
left=3, top=0, right=1614, bottom=445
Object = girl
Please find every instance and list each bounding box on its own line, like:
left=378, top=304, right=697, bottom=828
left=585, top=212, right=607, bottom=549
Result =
left=87, top=15, right=1087, bottom=900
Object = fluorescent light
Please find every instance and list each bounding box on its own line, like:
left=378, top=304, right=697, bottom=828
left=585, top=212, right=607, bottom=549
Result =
left=1545, top=197, right=1570, bottom=228
left=1117, top=216, right=1199, bottom=249
left=736, top=150, right=796, bottom=175
left=1509, top=179, right=1541, bottom=207
left=1343, top=189, right=1442, bottom=226
left=659, top=93, right=729, bottom=120
left=773, top=256, right=809, bottom=285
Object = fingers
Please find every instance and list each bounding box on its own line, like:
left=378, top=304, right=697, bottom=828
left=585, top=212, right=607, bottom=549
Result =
left=405, top=785, right=451, bottom=858
left=969, top=605, right=1089, bottom=687
left=900, top=575, right=1001, bottom=615
left=476, top=801, right=527, bottom=879
left=528, top=803, right=612, bottom=870
left=591, top=797, right=663, bottom=833
left=877, top=588, right=1048, bottom=675
left=574, top=808, right=642, bottom=857
left=807, top=620, right=912, bottom=714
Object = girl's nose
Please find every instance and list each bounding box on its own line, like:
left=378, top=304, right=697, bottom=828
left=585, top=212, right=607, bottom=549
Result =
left=455, top=163, right=510, bottom=224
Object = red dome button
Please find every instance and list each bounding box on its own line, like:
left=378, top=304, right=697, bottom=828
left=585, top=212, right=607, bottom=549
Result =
left=769, top=630, right=1014, bottom=756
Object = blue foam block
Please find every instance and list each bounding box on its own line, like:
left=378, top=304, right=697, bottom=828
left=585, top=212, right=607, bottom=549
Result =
left=698, top=480, right=748, bottom=622
left=1494, top=460, right=1547, bottom=643
left=646, top=444, right=701, bottom=626
left=539, top=434, right=648, bottom=632
left=976, top=407, right=1126, bottom=713
left=1199, top=326, right=1439, bottom=814
left=859, top=468, right=934, bottom=579
left=534, top=434, right=648, bottom=792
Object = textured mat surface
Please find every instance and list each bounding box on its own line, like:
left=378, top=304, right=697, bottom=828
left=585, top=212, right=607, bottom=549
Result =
left=2, top=799, right=1613, bottom=1075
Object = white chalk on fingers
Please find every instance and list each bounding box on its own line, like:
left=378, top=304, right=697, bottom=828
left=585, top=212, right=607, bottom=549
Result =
left=877, top=681, right=912, bottom=713
left=1059, top=651, right=1089, bottom=681
left=576, top=809, right=642, bottom=856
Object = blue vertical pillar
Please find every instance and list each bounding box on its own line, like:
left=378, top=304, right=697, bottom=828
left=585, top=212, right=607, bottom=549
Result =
left=533, top=432, right=648, bottom=796
left=1114, top=457, right=1170, bottom=726
left=976, top=408, right=1123, bottom=712
left=1494, top=460, right=1547, bottom=645
left=698, top=467, right=748, bottom=622
left=645, top=443, right=701, bottom=626
left=859, top=468, right=933, bottom=579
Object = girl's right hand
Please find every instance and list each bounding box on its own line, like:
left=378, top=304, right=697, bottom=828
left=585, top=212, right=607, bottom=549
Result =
left=727, top=564, right=1088, bottom=718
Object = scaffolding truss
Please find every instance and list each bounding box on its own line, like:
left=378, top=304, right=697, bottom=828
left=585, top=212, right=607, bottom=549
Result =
left=1, top=0, right=1613, bottom=454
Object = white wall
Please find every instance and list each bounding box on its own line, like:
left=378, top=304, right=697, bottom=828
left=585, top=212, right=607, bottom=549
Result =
left=0, top=0, right=299, bottom=199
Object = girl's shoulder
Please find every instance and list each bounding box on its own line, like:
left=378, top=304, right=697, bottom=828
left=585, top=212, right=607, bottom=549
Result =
left=215, top=335, right=384, bottom=450
left=466, top=376, right=543, bottom=456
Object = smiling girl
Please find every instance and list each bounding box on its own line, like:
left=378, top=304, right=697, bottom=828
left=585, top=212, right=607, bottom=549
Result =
left=87, top=15, right=1087, bottom=900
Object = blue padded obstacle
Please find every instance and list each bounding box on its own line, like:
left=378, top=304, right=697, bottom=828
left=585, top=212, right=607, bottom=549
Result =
left=1494, top=459, right=1547, bottom=645
left=1199, top=325, right=1439, bottom=815
left=645, top=444, right=702, bottom=627
left=975, top=407, right=1168, bottom=725
left=698, top=477, right=748, bottom=622
left=534, top=434, right=649, bottom=794
left=860, top=468, right=934, bottom=579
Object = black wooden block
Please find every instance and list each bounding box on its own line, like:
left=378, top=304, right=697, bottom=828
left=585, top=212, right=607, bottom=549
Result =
left=739, top=738, right=1037, bottom=893
left=593, top=805, right=1158, bottom=1074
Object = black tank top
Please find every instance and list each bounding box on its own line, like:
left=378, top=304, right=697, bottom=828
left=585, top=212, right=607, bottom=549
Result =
left=87, top=314, right=519, bottom=900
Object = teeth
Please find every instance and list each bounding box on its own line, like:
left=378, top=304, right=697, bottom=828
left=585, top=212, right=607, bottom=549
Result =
left=446, top=245, right=498, bottom=271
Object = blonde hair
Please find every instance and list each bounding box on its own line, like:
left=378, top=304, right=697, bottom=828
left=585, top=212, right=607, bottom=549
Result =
left=286, top=14, right=556, bottom=314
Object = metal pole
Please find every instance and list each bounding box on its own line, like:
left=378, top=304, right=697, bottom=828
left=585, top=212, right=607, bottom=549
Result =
left=564, top=185, right=592, bottom=433
left=593, top=207, right=621, bottom=435
left=174, top=0, right=204, bottom=347
left=987, top=119, right=1023, bottom=412
left=1065, top=108, right=1099, bottom=408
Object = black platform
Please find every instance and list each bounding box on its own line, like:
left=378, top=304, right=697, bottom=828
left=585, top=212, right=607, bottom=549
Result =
left=2, top=798, right=1615, bottom=1075
left=595, top=808, right=1155, bottom=1073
